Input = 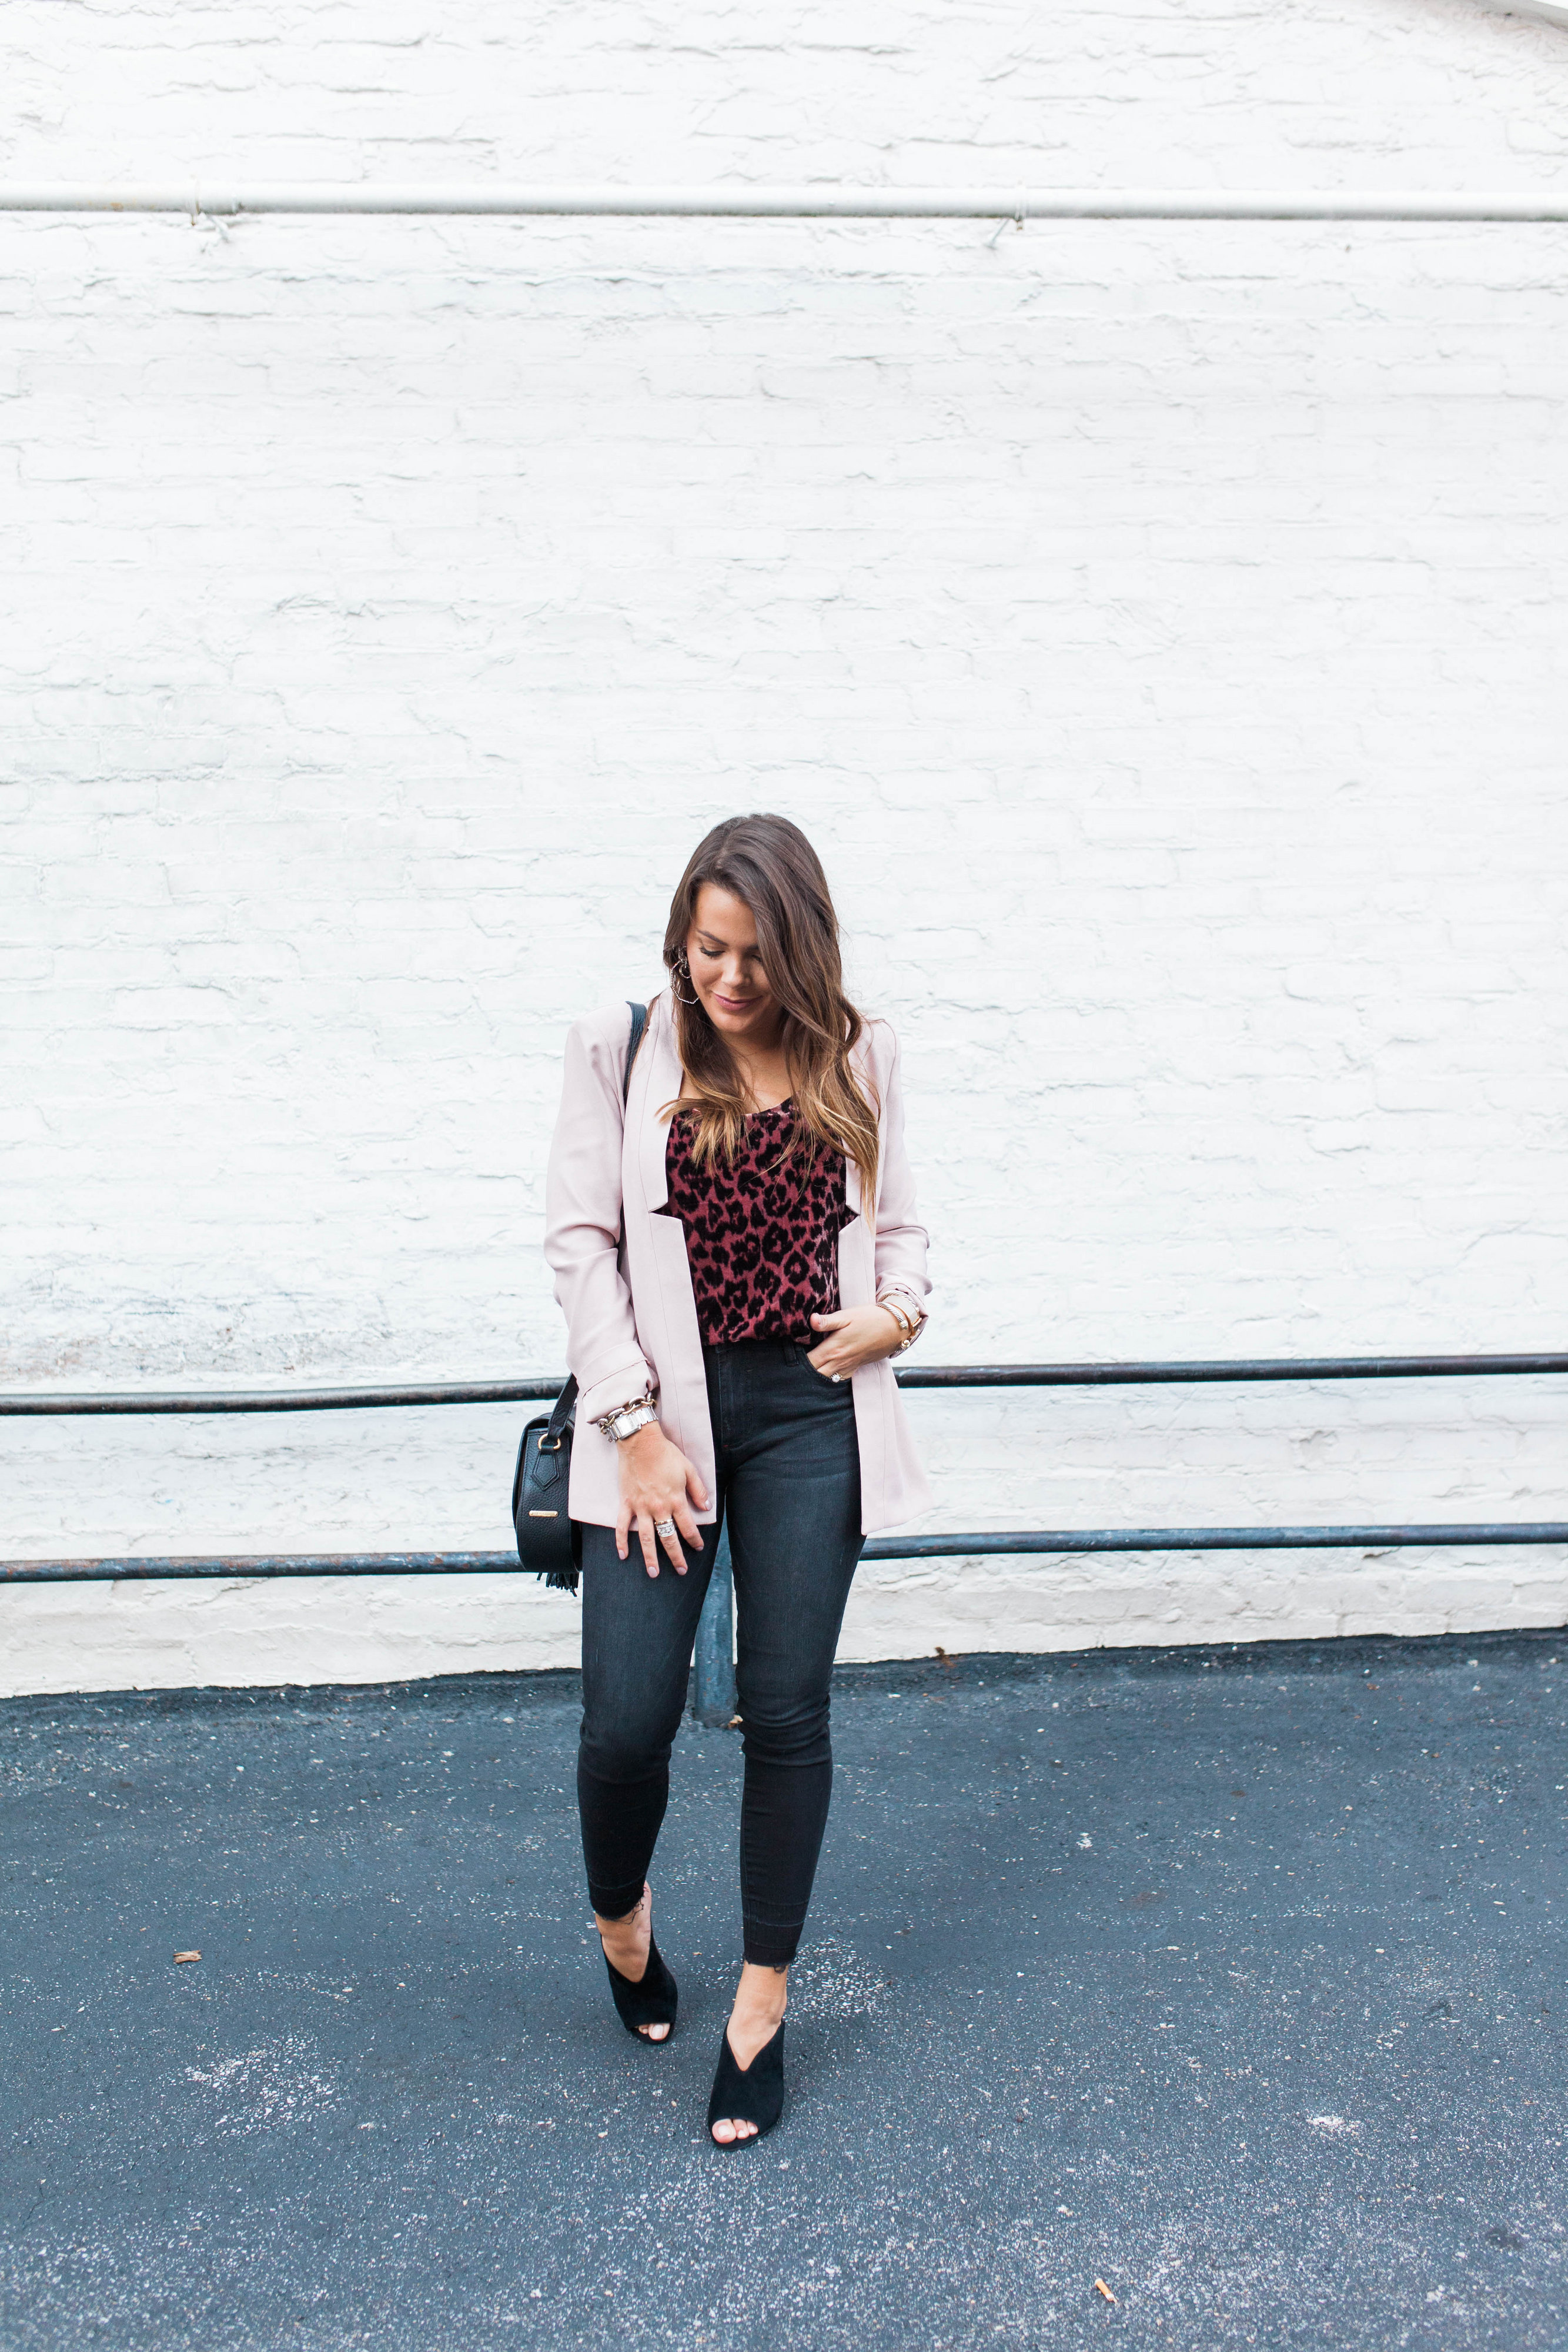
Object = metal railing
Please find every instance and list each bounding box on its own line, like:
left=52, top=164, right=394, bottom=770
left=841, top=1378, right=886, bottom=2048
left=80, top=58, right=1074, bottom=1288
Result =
left=5, top=1354, right=1565, bottom=1722
left=5, top=1351, right=1567, bottom=1415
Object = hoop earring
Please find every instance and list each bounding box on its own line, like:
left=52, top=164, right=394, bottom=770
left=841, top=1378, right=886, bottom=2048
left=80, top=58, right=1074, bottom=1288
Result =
left=669, top=953, right=700, bottom=1007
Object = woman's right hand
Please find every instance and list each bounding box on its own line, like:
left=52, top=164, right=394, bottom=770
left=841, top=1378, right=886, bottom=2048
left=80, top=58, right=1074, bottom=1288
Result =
left=614, top=1424, right=711, bottom=1576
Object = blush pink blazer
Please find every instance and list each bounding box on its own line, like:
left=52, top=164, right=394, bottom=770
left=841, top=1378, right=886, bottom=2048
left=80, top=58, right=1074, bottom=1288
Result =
left=543, top=990, right=933, bottom=1534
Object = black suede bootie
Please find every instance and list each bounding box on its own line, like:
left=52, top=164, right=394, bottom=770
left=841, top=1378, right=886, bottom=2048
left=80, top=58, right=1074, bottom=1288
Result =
left=601, top=1932, right=678, bottom=2042
left=706, top=2020, right=785, bottom=2146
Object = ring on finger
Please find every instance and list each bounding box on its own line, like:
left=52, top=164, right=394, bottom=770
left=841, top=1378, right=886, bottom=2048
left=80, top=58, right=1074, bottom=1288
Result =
left=653, top=1517, right=677, bottom=1539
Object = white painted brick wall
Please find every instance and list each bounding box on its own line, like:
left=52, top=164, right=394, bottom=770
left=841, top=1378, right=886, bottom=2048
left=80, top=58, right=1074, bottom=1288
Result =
left=4, top=0, right=1567, bottom=1695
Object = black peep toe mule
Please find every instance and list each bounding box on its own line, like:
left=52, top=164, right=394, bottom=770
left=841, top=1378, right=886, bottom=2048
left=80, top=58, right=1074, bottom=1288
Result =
left=706, top=2021, right=786, bottom=2146
left=602, top=1933, right=679, bottom=2043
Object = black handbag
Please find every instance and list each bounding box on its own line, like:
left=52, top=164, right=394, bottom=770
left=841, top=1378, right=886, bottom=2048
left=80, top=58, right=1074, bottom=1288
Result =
left=511, top=1000, right=648, bottom=1592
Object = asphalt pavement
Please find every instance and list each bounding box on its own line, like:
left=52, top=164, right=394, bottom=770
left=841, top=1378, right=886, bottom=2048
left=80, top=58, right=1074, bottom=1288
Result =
left=3, top=1627, right=1565, bottom=2348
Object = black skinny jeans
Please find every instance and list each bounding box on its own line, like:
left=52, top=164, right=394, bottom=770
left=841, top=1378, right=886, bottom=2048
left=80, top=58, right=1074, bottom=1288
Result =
left=577, top=1337, right=864, bottom=1967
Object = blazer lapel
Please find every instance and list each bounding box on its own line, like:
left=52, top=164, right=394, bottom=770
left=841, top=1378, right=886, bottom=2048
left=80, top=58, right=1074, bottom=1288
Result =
left=845, top=1027, right=880, bottom=1228
left=634, top=991, right=681, bottom=1212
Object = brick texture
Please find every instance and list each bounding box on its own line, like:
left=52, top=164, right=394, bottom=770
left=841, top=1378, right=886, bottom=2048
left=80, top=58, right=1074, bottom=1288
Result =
left=3, top=0, right=1567, bottom=1692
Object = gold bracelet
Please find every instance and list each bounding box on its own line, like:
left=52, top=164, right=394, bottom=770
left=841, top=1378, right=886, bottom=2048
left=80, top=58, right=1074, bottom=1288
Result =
left=876, top=1293, right=925, bottom=1354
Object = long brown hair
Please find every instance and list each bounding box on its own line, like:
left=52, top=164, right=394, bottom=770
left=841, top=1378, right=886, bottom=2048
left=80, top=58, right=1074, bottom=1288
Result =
left=662, top=814, right=879, bottom=1196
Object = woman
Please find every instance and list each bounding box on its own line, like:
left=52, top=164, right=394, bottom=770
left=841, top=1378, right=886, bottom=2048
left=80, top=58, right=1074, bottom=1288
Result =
left=544, top=813, right=931, bottom=2147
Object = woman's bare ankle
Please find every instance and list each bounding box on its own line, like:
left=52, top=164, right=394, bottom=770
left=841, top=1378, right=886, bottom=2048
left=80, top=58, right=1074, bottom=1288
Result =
left=734, top=1958, right=788, bottom=2002
left=726, top=1960, right=788, bottom=2060
left=594, top=1883, right=652, bottom=1962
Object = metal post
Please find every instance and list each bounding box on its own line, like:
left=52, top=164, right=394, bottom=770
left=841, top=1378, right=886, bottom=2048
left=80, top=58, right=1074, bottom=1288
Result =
left=693, top=1526, right=737, bottom=1727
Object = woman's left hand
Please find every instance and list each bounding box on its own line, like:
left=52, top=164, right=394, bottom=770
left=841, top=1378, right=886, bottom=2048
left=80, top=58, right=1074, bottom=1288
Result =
left=806, top=1304, right=905, bottom=1381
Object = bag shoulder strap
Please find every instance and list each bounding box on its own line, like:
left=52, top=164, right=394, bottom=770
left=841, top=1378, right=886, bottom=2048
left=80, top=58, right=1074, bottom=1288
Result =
left=623, top=1000, right=648, bottom=1097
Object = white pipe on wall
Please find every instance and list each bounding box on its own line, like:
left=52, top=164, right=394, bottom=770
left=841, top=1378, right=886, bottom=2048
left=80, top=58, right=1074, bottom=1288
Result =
left=1, top=183, right=1567, bottom=222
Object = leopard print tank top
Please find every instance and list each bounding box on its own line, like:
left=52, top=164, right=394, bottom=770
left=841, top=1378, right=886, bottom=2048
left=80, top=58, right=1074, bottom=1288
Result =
left=663, top=1099, right=855, bottom=1346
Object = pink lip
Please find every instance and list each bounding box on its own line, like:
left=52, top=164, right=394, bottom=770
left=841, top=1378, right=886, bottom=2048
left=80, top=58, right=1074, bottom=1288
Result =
left=713, top=994, right=754, bottom=1011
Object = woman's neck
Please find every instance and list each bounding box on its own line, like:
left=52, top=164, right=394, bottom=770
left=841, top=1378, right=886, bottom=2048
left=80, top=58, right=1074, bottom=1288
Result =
left=728, top=1038, right=791, bottom=1113
left=675, top=1024, right=793, bottom=1115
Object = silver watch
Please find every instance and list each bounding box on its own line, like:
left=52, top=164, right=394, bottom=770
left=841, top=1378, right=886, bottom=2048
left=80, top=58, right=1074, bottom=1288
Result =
left=598, top=1399, right=659, bottom=1444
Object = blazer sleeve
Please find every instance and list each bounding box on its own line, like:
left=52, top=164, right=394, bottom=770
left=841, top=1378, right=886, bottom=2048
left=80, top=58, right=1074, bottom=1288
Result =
left=870, top=1023, right=931, bottom=1312
left=543, top=1009, right=657, bottom=1426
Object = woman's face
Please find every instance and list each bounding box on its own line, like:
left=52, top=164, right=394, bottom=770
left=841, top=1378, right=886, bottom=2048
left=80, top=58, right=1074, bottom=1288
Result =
left=684, top=883, right=781, bottom=1048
